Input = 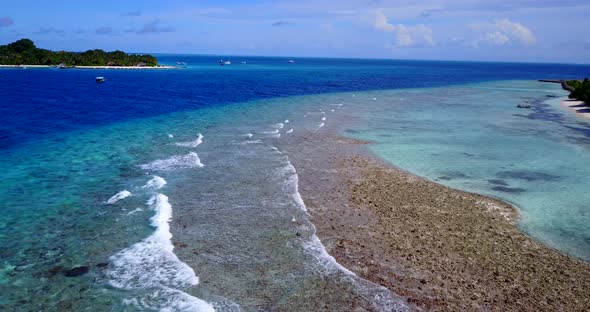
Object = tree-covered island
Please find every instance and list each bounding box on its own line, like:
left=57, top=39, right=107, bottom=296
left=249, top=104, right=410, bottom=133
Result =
left=567, top=79, right=590, bottom=106
left=0, top=39, right=158, bottom=67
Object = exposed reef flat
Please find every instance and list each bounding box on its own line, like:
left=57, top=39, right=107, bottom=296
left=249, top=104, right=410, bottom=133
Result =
left=287, top=134, right=590, bottom=311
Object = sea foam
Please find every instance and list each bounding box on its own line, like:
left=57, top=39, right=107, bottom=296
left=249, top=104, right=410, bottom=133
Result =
left=260, top=129, right=281, bottom=138
left=107, top=190, right=132, bottom=204
left=175, top=133, right=204, bottom=148
left=143, top=176, right=167, bottom=190
left=279, top=154, right=410, bottom=310
left=286, top=129, right=294, bottom=134
left=107, top=194, right=214, bottom=311
left=236, top=139, right=263, bottom=145
left=282, top=163, right=307, bottom=212
left=139, top=152, right=204, bottom=171
left=314, top=123, right=325, bottom=132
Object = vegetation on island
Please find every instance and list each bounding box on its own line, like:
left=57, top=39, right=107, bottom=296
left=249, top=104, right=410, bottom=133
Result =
left=0, top=39, right=158, bottom=67
left=567, top=78, right=590, bottom=105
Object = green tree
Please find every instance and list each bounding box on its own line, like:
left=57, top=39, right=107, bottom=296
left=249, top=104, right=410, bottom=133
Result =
left=568, top=78, right=590, bottom=105
left=0, top=38, right=159, bottom=67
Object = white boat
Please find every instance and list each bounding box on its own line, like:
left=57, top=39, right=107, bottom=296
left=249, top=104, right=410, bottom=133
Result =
left=219, top=60, right=231, bottom=66
left=96, top=77, right=106, bottom=83
left=288, top=60, right=295, bottom=64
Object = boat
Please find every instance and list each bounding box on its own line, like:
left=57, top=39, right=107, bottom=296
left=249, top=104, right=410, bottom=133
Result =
left=288, top=60, right=295, bottom=64
left=240, top=61, right=247, bottom=64
left=219, top=60, right=231, bottom=66
left=96, top=77, right=106, bottom=83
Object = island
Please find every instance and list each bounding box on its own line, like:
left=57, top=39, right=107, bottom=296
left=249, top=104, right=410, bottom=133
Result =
left=567, top=78, right=590, bottom=105
left=539, top=78, right=590, bottom=119
left=0, top=38, right=170, bottom=68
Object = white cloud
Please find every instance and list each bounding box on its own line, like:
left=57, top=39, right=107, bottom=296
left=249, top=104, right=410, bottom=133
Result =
left=469, top=18, right=535, bottom=47
left=484, top=31, right=510, bottom=45
left=372, top=10, right=434, bottom=47
left=495, top=19, right=535, bottom=44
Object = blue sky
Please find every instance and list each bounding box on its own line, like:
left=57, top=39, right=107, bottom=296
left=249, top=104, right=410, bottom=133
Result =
left=1, top=0, right=589, bottom=63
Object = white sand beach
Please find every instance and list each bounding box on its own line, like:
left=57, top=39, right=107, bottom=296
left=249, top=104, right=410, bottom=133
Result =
left=561, top=99, right=590, bottom=120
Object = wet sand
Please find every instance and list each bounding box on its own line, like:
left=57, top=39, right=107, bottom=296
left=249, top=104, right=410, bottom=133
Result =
left=286, top=134, right=590, bottom=311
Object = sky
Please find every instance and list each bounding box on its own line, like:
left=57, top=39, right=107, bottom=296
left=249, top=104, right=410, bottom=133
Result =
left=0, top=0, right=589, bottom=63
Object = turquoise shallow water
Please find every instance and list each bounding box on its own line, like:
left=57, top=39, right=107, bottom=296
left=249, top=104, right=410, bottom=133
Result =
left=1, top=71, right=589, bottom=310
left=0, top=90, right=413, bottom=311
left=339, top=80, right=590, bottom=261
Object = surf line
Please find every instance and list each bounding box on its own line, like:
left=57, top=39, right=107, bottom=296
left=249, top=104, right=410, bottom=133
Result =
left=106, top=186, right=214, bottom=311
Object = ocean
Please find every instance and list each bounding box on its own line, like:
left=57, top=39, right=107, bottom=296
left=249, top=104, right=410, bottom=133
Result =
left=0, top=55, right=588, bottom=311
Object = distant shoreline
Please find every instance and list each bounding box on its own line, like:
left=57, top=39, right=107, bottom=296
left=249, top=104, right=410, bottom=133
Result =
left=0, top=64, right=177, bottom=69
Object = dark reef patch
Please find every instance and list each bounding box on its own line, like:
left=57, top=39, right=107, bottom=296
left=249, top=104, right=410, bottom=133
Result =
left=440, top=171, right=469, bottom=179
left=496, top=170, right=560, bottom=182
left=63, top=266, right=89, bottom=277
left=492, top=186, right=527, bottom=194
left=487, top=179, right=509, bottom=186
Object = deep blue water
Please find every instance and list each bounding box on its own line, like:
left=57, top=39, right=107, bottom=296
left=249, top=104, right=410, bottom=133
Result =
left=1, top=55, right=586, bottom=149
left=0, top=56, right=589, bottom=311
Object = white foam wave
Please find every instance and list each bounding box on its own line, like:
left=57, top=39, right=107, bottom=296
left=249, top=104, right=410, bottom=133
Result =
left=107, top=190, right=132, bottom=204
left=271, top=123, right=284, bottom=129
left=175, top=133, right=203, bottom=148
left=331, top=109, right=335, bottom=112
left=372, top=97, right=377, bottom=101
left=234, top=139, right=263, bottom=145
left=284, top=120, right=289, bottom=123
left=243, top=133, right=254, bottom=138
left=280, top=162, right=307, bottom=212
left=126, top=208, right=143, bottom=216
left=107, top=194, right=214, bottom=311
left=272, top=149, right=411, bottom=310
left=314, top=123, right=325, bottom=132
left=139, top=152, right=204, bottom=171
left=122, top=287, right=215, bottom=312
left=143, top=176, right=168, bottom=190
left=321, top=116, right=326, bottom=121
left=168, top=134, right=174, bottom=138
left=259, top=129, right=281, bottom=138
left=303, top=234, right=356, bottom=276
left=285, top=129, right=294, bottom=134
